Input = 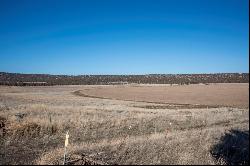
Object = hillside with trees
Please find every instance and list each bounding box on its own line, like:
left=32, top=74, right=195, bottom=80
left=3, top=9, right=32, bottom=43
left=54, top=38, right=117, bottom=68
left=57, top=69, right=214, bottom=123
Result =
left=0, top=72, right=248, bottom=86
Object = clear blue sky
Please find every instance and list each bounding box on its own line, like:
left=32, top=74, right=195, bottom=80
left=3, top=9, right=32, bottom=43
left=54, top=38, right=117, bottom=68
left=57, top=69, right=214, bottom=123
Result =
left=0, top=0, right=249, bottom=75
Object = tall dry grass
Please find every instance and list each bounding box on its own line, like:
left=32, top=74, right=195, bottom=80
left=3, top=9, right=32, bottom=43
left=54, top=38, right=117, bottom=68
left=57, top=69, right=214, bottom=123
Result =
left=0, top=85, right=249, bottom=165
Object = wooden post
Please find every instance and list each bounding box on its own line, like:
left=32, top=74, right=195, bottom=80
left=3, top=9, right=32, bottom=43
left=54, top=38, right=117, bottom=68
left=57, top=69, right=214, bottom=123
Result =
left=63, top=131, right=69, bottom=165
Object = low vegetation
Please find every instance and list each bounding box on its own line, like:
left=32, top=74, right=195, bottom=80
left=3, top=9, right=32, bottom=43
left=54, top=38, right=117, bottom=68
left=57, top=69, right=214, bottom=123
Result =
left=0, top=72, right=248, bottom=86
left=0, top=85, right=249, bottom=165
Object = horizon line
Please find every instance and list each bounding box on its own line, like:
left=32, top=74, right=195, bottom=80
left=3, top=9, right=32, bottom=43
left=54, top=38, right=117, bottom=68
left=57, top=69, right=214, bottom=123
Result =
left=0, top=71, right=249, bottom=76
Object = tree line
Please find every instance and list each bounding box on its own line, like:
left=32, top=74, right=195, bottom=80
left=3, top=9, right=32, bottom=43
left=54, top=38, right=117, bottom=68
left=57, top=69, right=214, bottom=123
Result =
left=0, top=72, right=248, bottom=86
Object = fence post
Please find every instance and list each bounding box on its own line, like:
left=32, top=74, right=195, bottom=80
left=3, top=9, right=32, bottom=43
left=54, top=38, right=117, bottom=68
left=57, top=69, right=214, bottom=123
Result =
left=63, top=131, right=69, bottom=165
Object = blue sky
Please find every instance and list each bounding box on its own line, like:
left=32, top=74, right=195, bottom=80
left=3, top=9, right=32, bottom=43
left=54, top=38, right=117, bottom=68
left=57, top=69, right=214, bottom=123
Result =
left=0, top=0, right=249, bottom=75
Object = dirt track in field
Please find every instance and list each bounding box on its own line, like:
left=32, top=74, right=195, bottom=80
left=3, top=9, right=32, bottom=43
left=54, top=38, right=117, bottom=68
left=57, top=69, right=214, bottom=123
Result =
left=76, top=83, right=249, bottom=108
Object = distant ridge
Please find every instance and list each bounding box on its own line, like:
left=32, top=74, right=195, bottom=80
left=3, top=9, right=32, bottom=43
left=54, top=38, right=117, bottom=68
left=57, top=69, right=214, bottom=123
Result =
left=0, top=72, right=248, bottom=86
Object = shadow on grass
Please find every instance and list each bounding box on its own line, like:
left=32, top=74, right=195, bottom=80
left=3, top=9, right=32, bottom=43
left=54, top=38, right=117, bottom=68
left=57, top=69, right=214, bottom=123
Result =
left=211, top=129, right=249, bottom=165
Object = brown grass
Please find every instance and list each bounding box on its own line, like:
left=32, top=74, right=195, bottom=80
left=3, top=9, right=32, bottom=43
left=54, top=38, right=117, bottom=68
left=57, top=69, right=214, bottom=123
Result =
left=0, top=84, right=249, bottom=165
left=76, top=83, right=249, bottom=108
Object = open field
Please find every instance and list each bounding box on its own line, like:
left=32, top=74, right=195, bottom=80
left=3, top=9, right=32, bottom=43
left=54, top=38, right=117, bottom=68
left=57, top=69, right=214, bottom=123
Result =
left=76, top=83, right=249, bottom=108
left=0, top=84, right=249, bottom=165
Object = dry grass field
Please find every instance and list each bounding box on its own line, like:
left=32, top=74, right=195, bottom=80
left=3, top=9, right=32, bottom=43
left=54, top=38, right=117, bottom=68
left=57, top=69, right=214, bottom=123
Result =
left=0, top=83, right=249, bottom=165
left=76, top=83, right=249, bottom=108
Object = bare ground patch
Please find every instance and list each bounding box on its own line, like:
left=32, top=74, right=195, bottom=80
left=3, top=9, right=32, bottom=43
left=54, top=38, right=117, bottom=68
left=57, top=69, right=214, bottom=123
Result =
left=73, top=83, right=249, bottom=108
